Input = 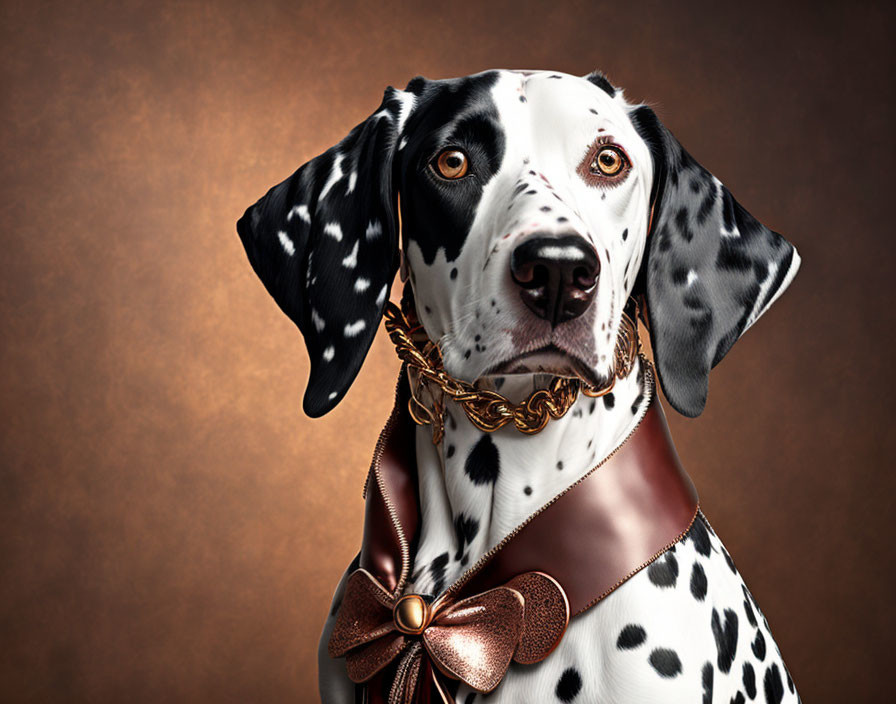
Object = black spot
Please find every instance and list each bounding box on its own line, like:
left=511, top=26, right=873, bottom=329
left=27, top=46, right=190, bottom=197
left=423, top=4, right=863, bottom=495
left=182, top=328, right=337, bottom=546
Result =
left=589, top=399, right=596, bottom=414
left=743, top=661, right=757, bottom=699
left=702, top=662, right=714, bottom=704
left=450, top=267, right=458, bottom=280
left=464, top=349, right=471, bottom=359
left=586, top=71, right=616, bottom=96
left=453, top=513, right=480, bottom=560
left=696, top=183, right=717, bottom=224
left=602, top=393, right=615, bottom=410
left=752, top=629, right=766, bottom=661
left=723, top=547, right=737, bottom=573
left=721, top=187, right=736, bottom=232
left=525, top=189, right=537, bottom=195
left=648, top=552, right=679, bottom=588
left=589, top=107, right=598, bottom=115
left=540, top=205, right=552, bottom=212
left=717, top=239, right=754, bottom=272
left=616, top=624, right=646, bottom=650
left=446, top=444, right=455, bottom=458
left=524, top=485, right=532, bottom=496
left=732, top=693, right=746, bottom=704
left=683, top=291, right=707, bottom=311
left=430, top=552, right=449, bottom=594
left=648, top=648, right=682, bottom=678
left=555, top=667, right=582, bottom=702
left=674, top=206, right=694, bottom=242
left=519, top=95, right=527, bottom=103
left=687, top=517, right=712, bottom=557
left=690, top=562, right=707, bottom=601
left=464, top=435, right=500, bottom=484
left=763, top=663, right=784, bottom=704
left=557, top=216, right=568, bottom=223
left=631, top=392, right=644, bottom=414
left=743, top=593, right=757, bottom=628
left=672, top=267, right=689, bottom=285
left=711, top=608, right=739, bottom=674
left=556, top=460, right=563, bottom=470
left=785, top=666, right=794, bottom=693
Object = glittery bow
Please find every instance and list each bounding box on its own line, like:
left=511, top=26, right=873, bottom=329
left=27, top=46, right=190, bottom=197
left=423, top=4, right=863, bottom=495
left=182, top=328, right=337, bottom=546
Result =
left=328, top=568, right=569, bottom=703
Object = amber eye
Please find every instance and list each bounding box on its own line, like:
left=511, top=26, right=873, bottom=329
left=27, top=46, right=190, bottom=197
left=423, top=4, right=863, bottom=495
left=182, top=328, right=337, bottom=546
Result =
left=591, top=146, right=626, bottom=176
left=433, top=149, right=469, bottom=179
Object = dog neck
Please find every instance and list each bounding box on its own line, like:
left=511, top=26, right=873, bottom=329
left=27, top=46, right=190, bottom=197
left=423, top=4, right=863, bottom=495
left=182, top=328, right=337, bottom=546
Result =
left=405, top=357, right=649, bottom=596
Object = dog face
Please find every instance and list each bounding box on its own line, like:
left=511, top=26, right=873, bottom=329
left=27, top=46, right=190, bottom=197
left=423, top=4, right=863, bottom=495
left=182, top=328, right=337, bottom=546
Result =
left=397, top=70, right=654, bottom=392
left=237, top=69, right=799, bottom=418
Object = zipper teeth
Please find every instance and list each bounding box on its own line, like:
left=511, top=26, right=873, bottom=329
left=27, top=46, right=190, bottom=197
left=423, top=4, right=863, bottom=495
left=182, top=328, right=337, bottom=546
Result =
left=444, top=356, right=656, bottom=599
left=365, top=370, right=412, bottom=597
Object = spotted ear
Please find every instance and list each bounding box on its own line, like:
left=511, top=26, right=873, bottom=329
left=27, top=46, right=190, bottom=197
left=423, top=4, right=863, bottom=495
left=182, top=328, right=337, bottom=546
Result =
left=237, top=88, right=406, bottom=417
left=629, top=106, right=800, bottom=418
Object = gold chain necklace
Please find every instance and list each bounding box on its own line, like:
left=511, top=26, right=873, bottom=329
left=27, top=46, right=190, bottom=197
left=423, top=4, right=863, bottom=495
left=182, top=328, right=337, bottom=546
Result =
left=382, top=299, right=642, bottom=443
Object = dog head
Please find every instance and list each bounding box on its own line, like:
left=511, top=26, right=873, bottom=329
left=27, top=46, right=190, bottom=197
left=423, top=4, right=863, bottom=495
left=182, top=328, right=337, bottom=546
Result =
left=237, top=69, right=799, bottom=418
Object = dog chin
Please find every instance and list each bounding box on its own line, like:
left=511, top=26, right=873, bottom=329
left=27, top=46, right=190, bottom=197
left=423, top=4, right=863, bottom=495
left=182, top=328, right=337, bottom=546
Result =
left=481, top=346, right=605, bottom=389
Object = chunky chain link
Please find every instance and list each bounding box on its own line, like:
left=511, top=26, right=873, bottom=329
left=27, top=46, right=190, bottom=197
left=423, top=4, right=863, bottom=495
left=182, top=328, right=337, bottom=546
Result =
left=383, top=299, right=642, bottom=443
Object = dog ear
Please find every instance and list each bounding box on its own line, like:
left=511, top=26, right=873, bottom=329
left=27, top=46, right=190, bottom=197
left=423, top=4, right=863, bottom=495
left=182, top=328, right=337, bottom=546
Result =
left=237, top=88, right=407, bottom=417
left=629, top=105, right=800, bottom=417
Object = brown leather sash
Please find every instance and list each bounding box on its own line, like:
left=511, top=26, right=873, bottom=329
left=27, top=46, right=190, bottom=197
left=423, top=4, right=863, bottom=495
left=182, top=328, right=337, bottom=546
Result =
left=339, top=365, right=698, bottom=702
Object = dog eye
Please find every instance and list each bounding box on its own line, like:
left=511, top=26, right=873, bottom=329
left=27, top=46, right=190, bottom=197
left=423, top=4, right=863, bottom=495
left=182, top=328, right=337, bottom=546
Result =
left=432, top=149, right=469, bottom=179
left=590, top=146, right=627, bottom=176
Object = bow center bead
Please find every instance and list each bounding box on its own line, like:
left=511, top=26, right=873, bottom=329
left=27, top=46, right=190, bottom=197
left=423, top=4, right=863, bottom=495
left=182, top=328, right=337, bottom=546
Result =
left=393, top=594, right=431, bottom=635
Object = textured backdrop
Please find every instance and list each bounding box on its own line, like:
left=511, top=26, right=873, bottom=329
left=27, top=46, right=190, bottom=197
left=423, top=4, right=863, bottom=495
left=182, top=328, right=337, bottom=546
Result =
left=1, top=0, right=894, bottom=701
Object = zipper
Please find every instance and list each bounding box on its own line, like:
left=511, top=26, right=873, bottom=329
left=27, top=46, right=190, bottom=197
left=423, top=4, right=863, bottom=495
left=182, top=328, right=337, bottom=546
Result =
left=363, top=367, right=412, bottom=597
left=442, top=355, right=657, bottom=600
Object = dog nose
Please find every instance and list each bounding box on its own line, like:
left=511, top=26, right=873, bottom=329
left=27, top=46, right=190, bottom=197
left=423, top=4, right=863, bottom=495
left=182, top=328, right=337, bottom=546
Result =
left=510, top=234, right=600, bottom=326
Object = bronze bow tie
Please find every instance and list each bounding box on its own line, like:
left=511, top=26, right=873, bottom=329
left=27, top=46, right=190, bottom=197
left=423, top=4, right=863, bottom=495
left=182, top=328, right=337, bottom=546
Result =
left=327, top=568, right=570, bottom=703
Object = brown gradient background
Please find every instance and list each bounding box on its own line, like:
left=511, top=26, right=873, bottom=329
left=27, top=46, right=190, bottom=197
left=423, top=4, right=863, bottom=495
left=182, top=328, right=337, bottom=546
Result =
left=1, top=0, right=894, bottom=701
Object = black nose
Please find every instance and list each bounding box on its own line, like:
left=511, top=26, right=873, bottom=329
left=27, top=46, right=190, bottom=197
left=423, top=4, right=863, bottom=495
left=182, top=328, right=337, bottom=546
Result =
left=510, top=234, right=600, bottom=326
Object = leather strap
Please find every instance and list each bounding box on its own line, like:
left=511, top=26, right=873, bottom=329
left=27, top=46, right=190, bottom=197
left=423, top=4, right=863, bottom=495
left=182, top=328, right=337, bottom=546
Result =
left=451, top=398, right=698, bottom=615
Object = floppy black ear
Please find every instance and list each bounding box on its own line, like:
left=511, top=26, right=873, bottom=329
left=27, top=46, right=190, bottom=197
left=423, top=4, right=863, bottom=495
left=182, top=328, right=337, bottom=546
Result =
left=237, top=88, right=405, bottom=417
left=629, top=106, right=800, bottom=418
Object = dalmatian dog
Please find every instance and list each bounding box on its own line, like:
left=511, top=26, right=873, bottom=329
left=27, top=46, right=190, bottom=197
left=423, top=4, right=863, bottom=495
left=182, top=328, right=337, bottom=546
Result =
left=237, top=69, right=801, bottom=703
